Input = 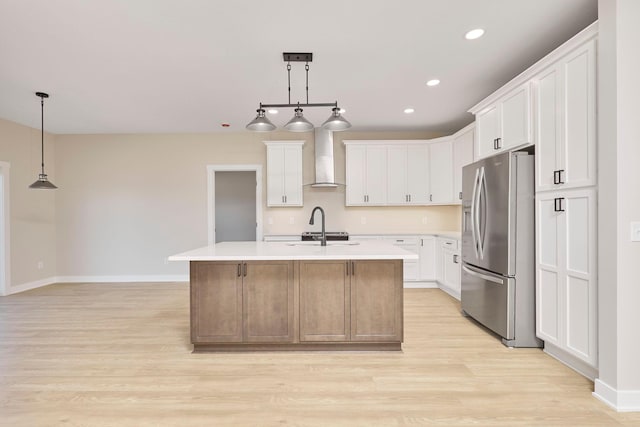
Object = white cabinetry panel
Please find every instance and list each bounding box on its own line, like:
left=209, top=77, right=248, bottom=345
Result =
left=265, top=142, right=304, bottom=207
left=452, top=124, right=474, bottom=203
left=428, top=139, right=453, bottom=204
left=536, top=188, right=597, bottom=367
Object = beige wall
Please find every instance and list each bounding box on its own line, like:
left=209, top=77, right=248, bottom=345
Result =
left=54, top=129, right=459, bottom=277
left=0, top=118, right=57, bottom=292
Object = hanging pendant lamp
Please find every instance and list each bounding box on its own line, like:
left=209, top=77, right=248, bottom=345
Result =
left=284, top=105, right=314, bottom=132
left=246, top=105, right=276, bottom=132
left=322, top=106, right=352, bottom=131
left=29, top=92, right=57, bottom=189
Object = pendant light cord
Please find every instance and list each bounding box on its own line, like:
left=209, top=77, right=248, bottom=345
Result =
left=287, top=62, right=291, bottom=105
left=305, top=62, right=309, bottom=104
left=40, top=96, right=45, bottom=175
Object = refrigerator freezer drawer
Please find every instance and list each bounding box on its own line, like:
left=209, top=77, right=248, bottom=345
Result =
left=461, top=264, right=515, bottom=340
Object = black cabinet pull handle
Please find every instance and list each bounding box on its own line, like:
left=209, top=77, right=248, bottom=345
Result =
left=554, top=197, right=566, bottom=212
left=351, top=261, right=355, bottom=276
left=496, top=137, right=502, bottom=149
left=558, top=169, right=565, bottom=184
left=243, top=263, right=247, bottom=277
left=553, top=170, right=559, bottom=184
left=237, top=263, right=241, bottom=277
left=459, top=191, right=462, bottom=200
left=453, top=254, right=459, bottom=264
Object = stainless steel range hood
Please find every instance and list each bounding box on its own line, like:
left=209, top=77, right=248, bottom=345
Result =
left=309, top=128, right=341, bottom=188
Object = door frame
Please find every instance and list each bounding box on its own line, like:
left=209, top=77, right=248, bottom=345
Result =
left=207, top=165, right=263, bottom=245
left=0, top=161, right=10, bottom=296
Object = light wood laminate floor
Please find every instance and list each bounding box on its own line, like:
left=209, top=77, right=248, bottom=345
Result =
left=1, top=283, right=638, bottom=426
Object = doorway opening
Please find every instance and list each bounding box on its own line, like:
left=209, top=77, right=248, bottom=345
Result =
left=207, top=165, right=263, bottom=245
left=0, top=161, right=10, bottom=296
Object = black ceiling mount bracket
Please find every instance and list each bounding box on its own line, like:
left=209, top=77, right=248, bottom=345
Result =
left=283, top=52, right=313, bottom=62
left=36, top=92, right=49, bottom=99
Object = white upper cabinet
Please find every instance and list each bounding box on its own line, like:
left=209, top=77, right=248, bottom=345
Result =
left=452, top=123, right=475, bottom=203
left=387, top=143, right=429, bottom=205
left=428, top=138, right=453, bottom=204
left=475, top=83, right=532, bottom=159
left=345, top=143, right=387, bottom=206
left=534, top=38, right=596, bottom=192
left=265, top=141, right=304, bottom=207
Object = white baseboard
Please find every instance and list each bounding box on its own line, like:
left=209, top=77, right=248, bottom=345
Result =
left=56, top=275, right=189, bottom=283
left=543, top=342, right=598, bottom=381
left=7, top=276, right=57, bottom=295
left=437, top=282, right=461, bottom=300
left=403, top=281, right=438, bottom=289
left=6, top=275, right=189, bottom=295
left=594, top=379, right=640, bottom=412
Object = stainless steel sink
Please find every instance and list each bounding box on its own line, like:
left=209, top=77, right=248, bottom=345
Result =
left=285, top=241, right=360, bottom=246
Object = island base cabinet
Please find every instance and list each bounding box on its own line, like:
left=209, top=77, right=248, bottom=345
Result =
left=191, top=259, right=404, bottom=351
left=190, top=261, right=295, bottom=348
left=243, top=261, right=295, bottom=343
left=351, top=260, right=403, bottom=342
left=299, top=261, right=350, bottom=342
left=191, top=261, right=243, bottom=343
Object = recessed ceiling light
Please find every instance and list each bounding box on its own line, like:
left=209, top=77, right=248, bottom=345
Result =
left=404, top=108, right=415, bottom=114
left=465, top=28, right=485, bottom=40
left=426, top=79, right=440, bottom=87
left=267, top=109, right=278, bottom=114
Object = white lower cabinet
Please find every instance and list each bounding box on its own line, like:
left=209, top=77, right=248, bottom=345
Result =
left=418, top=236, right=436, bottom=281
left=382, top=236, right=420, bottom=282
left=435, top=237, right=460, bottom=299
left=536, top=188, right=597, bottom=368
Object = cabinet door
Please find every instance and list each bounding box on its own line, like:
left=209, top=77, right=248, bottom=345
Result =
left=190, top=262, right=243, bottom=343
left=350, top=260, right=403, bottom=342
left=383, top=236, right=419, bottom=281
left=476, top=105, right=499, bottom=159
left=406, top=145, right=430, bottom=204
left=282, top=145, right=303, bottom=206
left=442, top=248, right=461, bottom=298
left=387, top=145, right=408, bottom=204
left=534, top=65, right=562, bottom=192
left=418, top=236, right=436, bottom=281
left=345, top=145, right=367, bottom=205
left=536, top=193, right=562, bottom=346
left=266, top=146, right=285, bottom=206
left=563, top=188, right=597, bottom=366
left=562, top=40, right=596, bottom=189
left=452, top=126, right=474, bottom=202
left=299, top=260, right=350, bottom=342
left=365, top=145, right=388, bottom=204
left=501, top=84, right=531, bottom=149
left=242, top=261, right=295, bottom=343
left=536, top=189, right=597, bottom=366
left=429, top=140, right=453, bottom=203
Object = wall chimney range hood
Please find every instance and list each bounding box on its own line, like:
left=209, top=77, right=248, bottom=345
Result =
left=309, top=128, right=341, bottom=188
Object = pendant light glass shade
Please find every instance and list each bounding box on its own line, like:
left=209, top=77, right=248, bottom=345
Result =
left=321, top=107, right=352, bottom=131
left=29, top=92, right=57, bottom=190
left=284, top=107, right=314, bottom=132
left=246, top=108, right=276, bottom=132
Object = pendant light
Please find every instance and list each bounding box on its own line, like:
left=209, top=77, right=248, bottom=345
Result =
left=247, top=52, right=351, bottom=132
left=322, top=107, right=351, bottom=131
left=284, top=105, right=314, bottom=132
left=246, top=104, right=276, bottom=132
left=29, top=92, right=57, bottom=189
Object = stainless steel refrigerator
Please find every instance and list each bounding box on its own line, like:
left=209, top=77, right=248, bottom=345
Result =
left=461, top=150, right=541, bottom=348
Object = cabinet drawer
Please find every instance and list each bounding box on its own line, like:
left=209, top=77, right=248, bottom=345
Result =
left=439, top=238, right=458, bottom=250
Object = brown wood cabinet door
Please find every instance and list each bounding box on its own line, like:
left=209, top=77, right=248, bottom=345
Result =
left=190, top=261, right=243, bottom=343
left=350, top=260, right=403, bottom=342
left=242, top=261, right=295, bottom=342
left=299, top=260, right=350, bottom=342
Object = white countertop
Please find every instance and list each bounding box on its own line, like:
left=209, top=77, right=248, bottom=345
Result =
left=168, top=241, right=419, bottom=262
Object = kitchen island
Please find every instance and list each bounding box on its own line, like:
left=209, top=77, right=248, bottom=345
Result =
left=169, top=241, right=418, bottom=352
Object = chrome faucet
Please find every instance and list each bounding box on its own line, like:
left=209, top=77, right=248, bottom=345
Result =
left=308, top=206, right=327, bottom=246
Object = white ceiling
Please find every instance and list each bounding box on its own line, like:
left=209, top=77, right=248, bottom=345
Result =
left=0, top=0, right=597, bottom=135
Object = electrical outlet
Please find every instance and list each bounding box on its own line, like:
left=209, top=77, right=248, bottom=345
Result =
left=422, top=216, right=428, bottom=225
left=37, top=261, right=44, bottom=270
left=631, top=222, right=640, bottom=242
left=361, top=217, right=367, bottom=225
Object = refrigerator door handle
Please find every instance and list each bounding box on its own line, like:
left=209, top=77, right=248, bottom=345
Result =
left=462, top=265, right=503, bottom=285
left=470, top=167, right=480, bottom=258
left=477, top=166, right=487, bottom=259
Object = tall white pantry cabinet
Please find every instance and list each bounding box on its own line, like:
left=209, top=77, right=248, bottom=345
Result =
left=469, top=23, right=598, bottom=379
left=533, top=31, right=598, bottom=377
